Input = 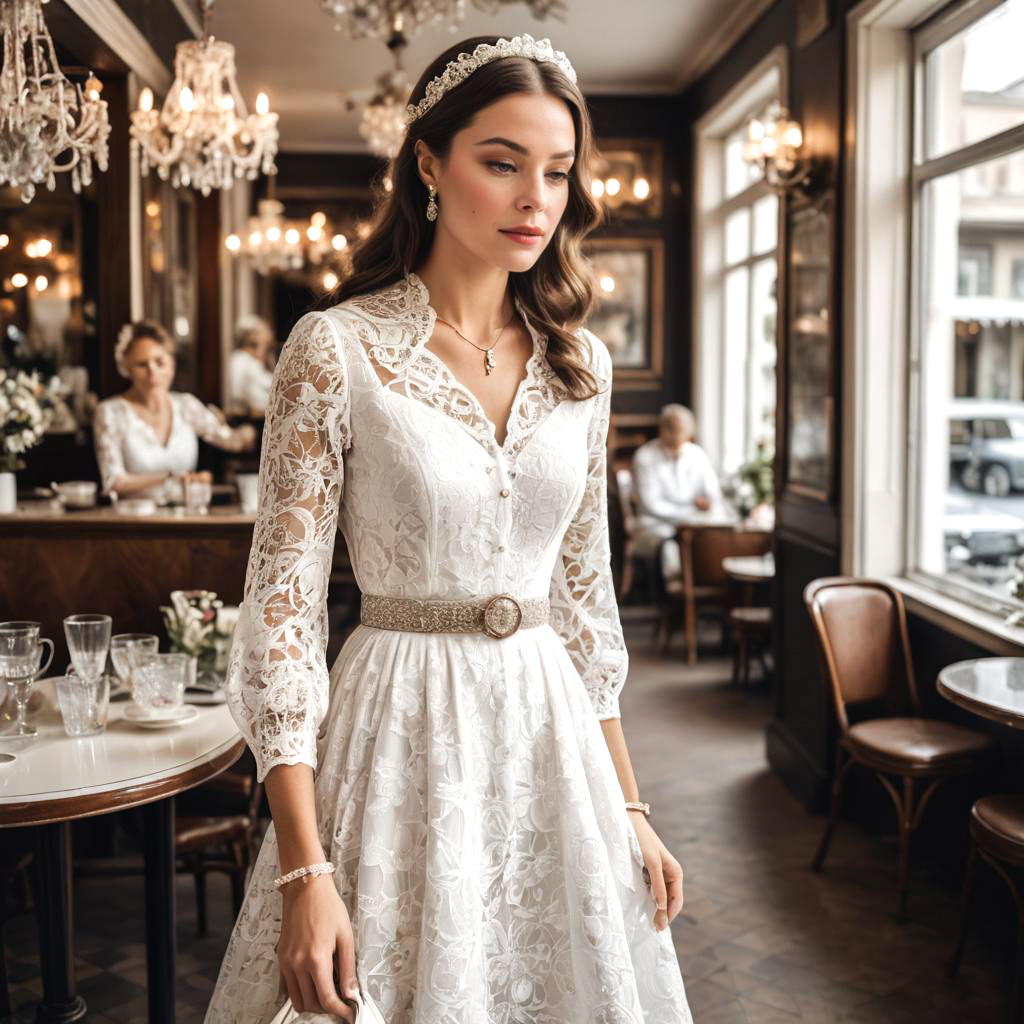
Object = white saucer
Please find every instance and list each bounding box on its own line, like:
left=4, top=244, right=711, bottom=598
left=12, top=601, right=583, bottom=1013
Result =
left=123, top=704, right=199, bottom=728
left=185, top=688, right=226, bottom=705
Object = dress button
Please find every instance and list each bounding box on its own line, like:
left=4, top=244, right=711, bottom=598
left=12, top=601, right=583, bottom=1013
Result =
left=485, top=466, right=493, bottom=474
left=500, top=488, right=510, bottom=497
left=497, top=545, right=505, bottom=552
left=509, top=470, right=517, bottom=478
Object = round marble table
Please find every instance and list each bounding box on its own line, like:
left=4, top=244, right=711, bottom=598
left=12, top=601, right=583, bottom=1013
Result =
left=0, top=680, right=244, bottom=1023
left=722, top=553, right=776, bottom=585
left=937, top=658, right=1024, bottom=730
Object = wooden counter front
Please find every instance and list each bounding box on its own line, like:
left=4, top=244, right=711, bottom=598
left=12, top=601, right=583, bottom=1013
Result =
left=0, top=502, right=256, bottom=658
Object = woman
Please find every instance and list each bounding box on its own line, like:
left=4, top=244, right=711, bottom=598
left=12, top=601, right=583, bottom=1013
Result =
left=227, top=314, right=277, bottom=417
left=208, top=33, right=692, bottom=1024
left=93, top=319, right=257, bottom=500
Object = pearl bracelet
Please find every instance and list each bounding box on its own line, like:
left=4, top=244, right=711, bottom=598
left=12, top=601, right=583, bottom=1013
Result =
left=272, top=861, right=335, bottom=890
left=625, top=801, right=651, bottom=817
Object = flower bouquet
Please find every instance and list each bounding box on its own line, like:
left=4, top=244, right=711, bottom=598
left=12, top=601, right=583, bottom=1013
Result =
left=0, top=370, right=56, bottom=511
left=160, top=589, right=239, bottom=688
left=734, top=441, right=775, bottom=521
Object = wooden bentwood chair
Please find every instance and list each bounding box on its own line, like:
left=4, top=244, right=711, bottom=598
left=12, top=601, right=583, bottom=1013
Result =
left=804, top=577, right=994, bottom=921
left=948, top=794, right=1024, bottom=1020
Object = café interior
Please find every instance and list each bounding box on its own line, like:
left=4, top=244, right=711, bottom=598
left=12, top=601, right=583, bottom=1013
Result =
left=3, top=0, right=1024, bottom=1020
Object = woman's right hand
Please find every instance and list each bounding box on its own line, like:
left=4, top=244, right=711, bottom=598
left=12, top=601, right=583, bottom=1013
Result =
left=277, top=873, right=358, bottom=1020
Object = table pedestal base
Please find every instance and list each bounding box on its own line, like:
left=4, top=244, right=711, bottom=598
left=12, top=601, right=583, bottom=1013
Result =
left=32, top=823, right=86, bottom=1024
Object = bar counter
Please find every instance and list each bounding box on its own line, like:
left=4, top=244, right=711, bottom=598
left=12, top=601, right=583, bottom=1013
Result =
left=0, top=501, right=256, bottom=656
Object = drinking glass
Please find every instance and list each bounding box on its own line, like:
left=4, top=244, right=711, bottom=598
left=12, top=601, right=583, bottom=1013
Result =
left=236, top=473, right=259, bottom=513
left=63, top=614, right=112, bottom=683
left=184, top=475, right=212, bottom=514
left=0, top=621, right=55, bottom=740
left=55, top=673, right=110, bottom=737
left=133, top=653, right=190, bottom=717
left=110, top=634, right=159, bottom=696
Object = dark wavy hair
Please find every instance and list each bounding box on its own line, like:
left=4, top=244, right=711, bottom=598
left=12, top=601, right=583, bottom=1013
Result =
left=330, top=35, right=604, bottom=399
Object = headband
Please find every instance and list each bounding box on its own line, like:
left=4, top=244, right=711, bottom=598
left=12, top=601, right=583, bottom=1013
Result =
left=405, top=34, right=577, bottom=126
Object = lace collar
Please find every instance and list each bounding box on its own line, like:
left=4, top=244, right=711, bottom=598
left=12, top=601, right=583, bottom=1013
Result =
left=335, top=272, right=569, bottom=460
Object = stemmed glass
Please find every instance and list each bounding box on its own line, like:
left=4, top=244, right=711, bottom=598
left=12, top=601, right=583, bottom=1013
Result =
left=0, top=621, right=55, bottom=740
left=63, top=614, right=112, bottom=690
left=110, top=633, right=159, bottom=697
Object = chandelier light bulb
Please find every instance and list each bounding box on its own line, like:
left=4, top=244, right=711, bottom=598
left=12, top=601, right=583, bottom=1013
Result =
left=383, top=176, right=393, bottom=193
left=323, top=270, right=338, bottom=291
left=761, top=137, right=777, bottom=157
left=311, top=212, right=327, bottom=228
left=591, top=179, right=605, bottom=199
left=604, top=177, right=620, bottom=197
left=24, top=241, right=36, bottom=258
left=0, top=235, right=8, bottom=249
left=783, top=123, right=803, bottom=149
left=307, top=225, right=322, bottom=242
left=748, top=119, right=764, bottom=142
left=220, top=93, right=235, bottom=111
left=11, top=273, right=28, bottom=288
left=632, top=177, right=650, bottom=200
left=249, top=230, right=262, bottom=246
left=285, top=228, right=300, bottom=244
left=256, top=92, right=270, bottom=116
left=332, top=234, right=347, bottom=251
left=178, top=86, right=195, bottom=112
left=85, top=75, right=102, bottom=101
left=139, top=87, right=154, bottom=113
left=34, top=275, right=48, bottom=291
left=599, top=275, right=615, bottom=293
left=266, top=226, right=281, bottom=242
left=225, top=233, right=241, bottom=251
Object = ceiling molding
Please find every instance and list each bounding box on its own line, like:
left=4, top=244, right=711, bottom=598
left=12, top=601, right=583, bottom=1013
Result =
left=168, top=0, right=203, bottom=38
left=676, top=0, right=779, bottom=91
left=62, top=0, right=171, bottom=90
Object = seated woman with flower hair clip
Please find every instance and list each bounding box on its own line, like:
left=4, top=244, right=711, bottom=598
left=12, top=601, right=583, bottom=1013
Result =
left=93, top=319, right=258, bottom=501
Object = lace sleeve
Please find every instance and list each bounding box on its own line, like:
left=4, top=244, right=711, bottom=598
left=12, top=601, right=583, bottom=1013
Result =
left=177, top=393, right=246, bottom=451
left=223, top=311, right=351, bottom=782
left=92, top=399, right=126, bottom=495
left=548, top=330, right=628, bottom=719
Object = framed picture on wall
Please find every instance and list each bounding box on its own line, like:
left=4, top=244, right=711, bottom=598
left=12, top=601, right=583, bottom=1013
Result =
left=582, top=236, right=664, bottom=388
left=784, top=194, right=834, bottom=500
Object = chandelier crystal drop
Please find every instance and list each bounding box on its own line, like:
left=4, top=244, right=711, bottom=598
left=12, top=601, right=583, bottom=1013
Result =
left=318, top=0, right=565, bottom=41
left=0, top=0, right=111, bottom=204
left=129, top=1, right=278, bottom=196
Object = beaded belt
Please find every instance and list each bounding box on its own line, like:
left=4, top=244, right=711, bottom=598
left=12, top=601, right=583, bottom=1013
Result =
left=360, top=593, right=549, bottom=639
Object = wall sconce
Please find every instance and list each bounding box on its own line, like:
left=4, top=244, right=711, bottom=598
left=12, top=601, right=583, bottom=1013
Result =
left=743, top=102, right=816, bottom=195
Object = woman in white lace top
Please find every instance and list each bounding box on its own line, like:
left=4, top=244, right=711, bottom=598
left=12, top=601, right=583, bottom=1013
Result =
left=93, top=319, right=257, bottom=500
left=207, top=33, right=691, bottom=1024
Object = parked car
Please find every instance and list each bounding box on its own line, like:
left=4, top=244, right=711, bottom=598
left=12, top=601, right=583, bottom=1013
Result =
left=944, top=492, right=1024, bottom=565
left=949, top=398, right=1024, bottom=497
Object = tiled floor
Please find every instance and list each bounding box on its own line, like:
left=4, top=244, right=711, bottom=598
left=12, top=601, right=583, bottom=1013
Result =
left=1, top=618, right=1011, bottom=1022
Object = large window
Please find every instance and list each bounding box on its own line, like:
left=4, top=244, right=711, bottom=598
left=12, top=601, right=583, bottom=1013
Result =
left=694, top=53, right=783, bottom=478
left=911, top=0, right=1024, bottom=609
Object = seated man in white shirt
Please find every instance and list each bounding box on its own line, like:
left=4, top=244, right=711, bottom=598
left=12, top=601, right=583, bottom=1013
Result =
left=226, top=315, right=276, bottom=417
left=631, top=403, right=722, bottom=582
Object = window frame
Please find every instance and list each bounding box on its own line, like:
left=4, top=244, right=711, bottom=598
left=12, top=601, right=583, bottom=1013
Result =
left=693, top=47, right=787, bottom=476
left=845, top=0, right=1024, bottom=647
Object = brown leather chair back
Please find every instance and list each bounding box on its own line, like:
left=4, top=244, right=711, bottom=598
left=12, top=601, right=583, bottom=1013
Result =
left=803, top=577, right=920, bottom=733
left=686, top=527, right=773, bottom=587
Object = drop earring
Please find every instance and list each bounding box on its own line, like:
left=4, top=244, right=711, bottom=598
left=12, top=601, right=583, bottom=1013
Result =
left=426, top=184, right=438, bottom=222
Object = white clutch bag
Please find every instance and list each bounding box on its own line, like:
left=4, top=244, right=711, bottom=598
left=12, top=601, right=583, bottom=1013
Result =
left=268, top=988, right=386, bottom=1024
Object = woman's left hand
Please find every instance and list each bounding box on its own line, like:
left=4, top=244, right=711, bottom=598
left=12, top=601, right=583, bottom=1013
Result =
left=629, top=810, right=684, bottom=932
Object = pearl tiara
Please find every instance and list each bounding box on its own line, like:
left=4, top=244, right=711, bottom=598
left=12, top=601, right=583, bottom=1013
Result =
left=405, top=34, right=577, bottom=126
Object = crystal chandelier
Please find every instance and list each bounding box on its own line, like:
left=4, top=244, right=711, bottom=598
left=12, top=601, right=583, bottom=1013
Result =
left=225, top=194, right=351, bottom=276
left=129, top=0, right=278, bottom=196
left=360, top=68, right=409, bottom=159
left=0, top=0, right=110, bottom=204
left=319, top=0, right=566, bottom=41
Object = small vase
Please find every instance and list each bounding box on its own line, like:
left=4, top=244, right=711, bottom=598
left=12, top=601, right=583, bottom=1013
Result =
left=0, top=472, right=15, bottom=514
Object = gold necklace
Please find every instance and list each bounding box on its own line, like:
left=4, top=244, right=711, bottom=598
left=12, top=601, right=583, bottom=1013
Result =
left=435, top=312, right=516, bottom=376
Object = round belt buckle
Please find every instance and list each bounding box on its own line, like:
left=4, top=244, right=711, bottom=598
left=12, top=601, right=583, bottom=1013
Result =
left=482, top=594, right=523, bottom=639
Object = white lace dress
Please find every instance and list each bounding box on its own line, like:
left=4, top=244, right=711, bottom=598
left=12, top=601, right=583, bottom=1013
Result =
left=206, top=274, right=692, bottom=1024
